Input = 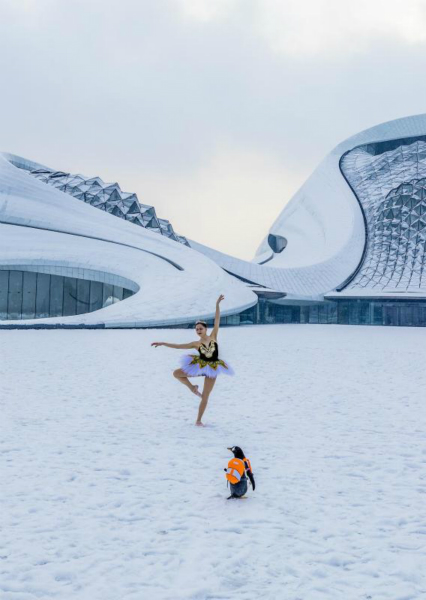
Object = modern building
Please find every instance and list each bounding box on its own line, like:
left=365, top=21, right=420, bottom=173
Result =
left=2, top=114, right=426, bottom=327
left=193, top=114, right=426, bottom=327
left=0, top=153, right=256, bottom=327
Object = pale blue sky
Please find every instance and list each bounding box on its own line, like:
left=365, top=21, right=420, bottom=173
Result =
left=2, top=0, right=426, bottom=258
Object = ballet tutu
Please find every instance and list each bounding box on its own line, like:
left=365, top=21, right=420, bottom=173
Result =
left=180, top=354, right=234, bottom=378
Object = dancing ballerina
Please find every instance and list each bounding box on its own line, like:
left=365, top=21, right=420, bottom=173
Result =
left=151, top=295, right=233, bottom=426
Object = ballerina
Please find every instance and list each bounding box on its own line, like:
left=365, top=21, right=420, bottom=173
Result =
left=151, top=295, right=234, bottom=426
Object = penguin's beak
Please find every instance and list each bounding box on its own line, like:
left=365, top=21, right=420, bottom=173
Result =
left=227, top=447, right=233, bottom=452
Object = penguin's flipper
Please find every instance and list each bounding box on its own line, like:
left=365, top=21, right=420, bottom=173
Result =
left=247, top=471, right=256, bottom=491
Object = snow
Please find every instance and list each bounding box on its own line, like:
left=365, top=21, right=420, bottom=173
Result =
left=2, top=325, right=426, bottom=600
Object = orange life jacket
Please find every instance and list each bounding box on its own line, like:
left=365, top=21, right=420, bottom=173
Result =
left=225, top=457, right=252, bottom=485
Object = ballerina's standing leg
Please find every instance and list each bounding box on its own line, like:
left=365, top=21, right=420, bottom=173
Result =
left=195, top=376, right=216, bottom=426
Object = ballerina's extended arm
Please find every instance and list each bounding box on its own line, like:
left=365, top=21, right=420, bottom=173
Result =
left=211, top=294, right=224, bottom=340
left=151, top=341, right=198, bottom=349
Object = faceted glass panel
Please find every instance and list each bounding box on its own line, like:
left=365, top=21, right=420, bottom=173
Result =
left=341, top=138, right=426, bottom=294
left=89, top=281, right=103, bottom=312
left=27, top=167, right=189, bottom=246
left=8, top=270, right=23, bottom=319
left=63, top=278, right=77, bottom=316
left=49, top=275, right=64, bottom=317
left=22, top=271, right=37, bottom=319
left=35, top=274, right=51, bottom=318
left=0, top=271, right=9, bottom=319
left=76, top=279, right=91, bottom=315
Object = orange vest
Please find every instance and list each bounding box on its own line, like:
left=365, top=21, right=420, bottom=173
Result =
left=225, top=457, right=252, bottom=484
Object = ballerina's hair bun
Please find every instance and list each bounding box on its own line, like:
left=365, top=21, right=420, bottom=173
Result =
left=195, top=320, right=207, bottom=327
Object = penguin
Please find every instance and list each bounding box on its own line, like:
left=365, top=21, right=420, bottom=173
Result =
left=225, top=446, right=256, bottom=499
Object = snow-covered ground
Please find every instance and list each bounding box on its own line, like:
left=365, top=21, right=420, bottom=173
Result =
left=1, top=325, right=426, bottom=600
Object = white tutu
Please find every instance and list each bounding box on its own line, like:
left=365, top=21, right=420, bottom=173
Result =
left=180, top=354, right=234, bottom=379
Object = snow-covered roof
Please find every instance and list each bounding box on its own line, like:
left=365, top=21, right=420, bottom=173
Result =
left=0, top=153, right=256, bottom=326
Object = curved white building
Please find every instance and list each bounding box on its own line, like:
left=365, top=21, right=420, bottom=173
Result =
left=0, top=153, right=256, bottom=327
left=193, top=114, right=426, bottom=326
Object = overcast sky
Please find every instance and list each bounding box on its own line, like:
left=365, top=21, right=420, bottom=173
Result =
left=2, top=0, right=426, bottom=258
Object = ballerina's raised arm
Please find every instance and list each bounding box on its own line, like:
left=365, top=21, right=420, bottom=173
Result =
left=211, top=294, right=224, bottom=341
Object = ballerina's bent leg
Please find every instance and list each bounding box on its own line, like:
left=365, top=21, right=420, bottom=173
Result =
left=173, top=368, right=202, bottom=397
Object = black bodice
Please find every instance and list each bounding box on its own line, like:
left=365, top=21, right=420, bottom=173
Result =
left=198, top=340, right=219, bottom=362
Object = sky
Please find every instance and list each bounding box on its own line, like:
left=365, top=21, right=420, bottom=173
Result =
left=2, top=0, right=426, bottom=259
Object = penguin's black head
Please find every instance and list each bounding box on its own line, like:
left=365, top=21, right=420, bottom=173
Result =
left=227, top=446, right=245, bottom=459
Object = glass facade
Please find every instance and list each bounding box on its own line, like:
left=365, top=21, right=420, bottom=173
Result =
left=340, top=137, right=426, bottom=294
left=23, top=167, right=189, bottom=246
left=216, top=299, right=426, bottom=328
left=0, top=270, right=134, bottom=320
left=267, top=234, right=287, bottom=253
